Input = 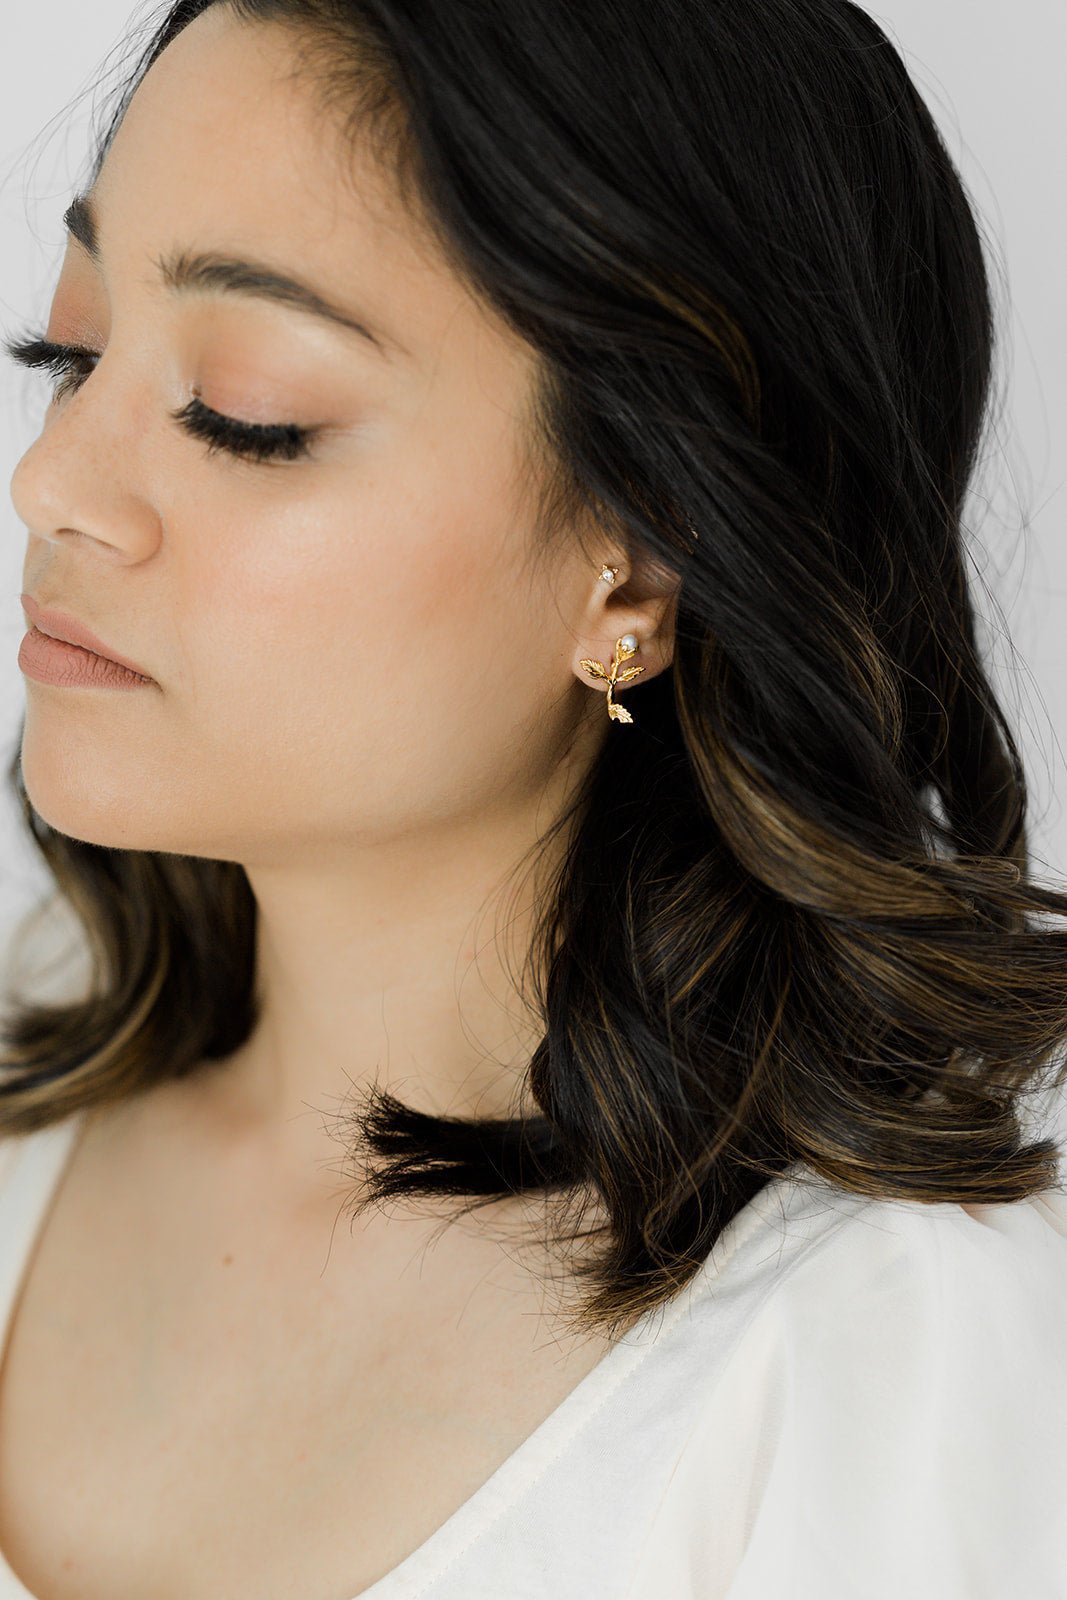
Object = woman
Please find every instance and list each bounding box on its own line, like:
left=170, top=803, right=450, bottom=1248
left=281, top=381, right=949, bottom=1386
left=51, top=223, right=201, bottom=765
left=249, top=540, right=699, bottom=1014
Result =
left=0, top=0, right=1064, bottom=1595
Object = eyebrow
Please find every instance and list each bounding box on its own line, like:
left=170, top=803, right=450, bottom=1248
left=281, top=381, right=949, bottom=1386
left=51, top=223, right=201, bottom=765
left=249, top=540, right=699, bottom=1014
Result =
left=61, top=191, right=411, bottom=364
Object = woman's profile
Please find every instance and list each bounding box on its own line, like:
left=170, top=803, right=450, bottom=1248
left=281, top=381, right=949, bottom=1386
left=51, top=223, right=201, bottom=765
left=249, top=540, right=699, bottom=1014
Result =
left=0, top=1, right=1065, bottom=1596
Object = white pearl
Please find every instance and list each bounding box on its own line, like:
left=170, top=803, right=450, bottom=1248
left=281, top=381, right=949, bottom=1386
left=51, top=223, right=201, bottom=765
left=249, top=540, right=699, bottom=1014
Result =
left=621, top=633, right=638, bottom=651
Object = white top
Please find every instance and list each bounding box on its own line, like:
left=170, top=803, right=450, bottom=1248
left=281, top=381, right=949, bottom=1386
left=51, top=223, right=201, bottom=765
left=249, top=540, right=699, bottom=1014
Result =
left=1, top=1109, right=1066, bottom=1598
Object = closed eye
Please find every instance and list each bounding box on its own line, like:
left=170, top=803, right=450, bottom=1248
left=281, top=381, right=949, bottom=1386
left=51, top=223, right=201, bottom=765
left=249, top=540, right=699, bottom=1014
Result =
left=2, top=326, right=322, bottom=465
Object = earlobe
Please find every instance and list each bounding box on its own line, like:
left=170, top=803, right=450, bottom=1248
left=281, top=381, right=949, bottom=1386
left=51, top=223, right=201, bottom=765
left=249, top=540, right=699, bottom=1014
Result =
left=578, top=553, right=678, bottom=721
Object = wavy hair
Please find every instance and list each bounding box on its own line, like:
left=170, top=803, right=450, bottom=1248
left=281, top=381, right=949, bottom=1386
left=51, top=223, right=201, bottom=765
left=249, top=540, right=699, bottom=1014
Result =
left=2, top=0, right=1066, bottom=1339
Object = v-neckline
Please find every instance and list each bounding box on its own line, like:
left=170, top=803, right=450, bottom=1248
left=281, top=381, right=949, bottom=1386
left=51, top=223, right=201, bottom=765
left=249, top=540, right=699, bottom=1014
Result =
left=0, top=1110, right=802, bottom=1599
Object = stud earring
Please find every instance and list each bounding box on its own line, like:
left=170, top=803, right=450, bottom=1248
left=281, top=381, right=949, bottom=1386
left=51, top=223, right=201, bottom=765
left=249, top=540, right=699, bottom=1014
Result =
left=599, top=564, right=619, bottom=584
left=579, top=633, right=646, bottom=724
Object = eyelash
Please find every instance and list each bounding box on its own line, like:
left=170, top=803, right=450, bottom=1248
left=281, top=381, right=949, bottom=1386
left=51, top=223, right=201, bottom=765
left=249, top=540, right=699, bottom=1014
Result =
left=1, top=326, right=319, bottom=465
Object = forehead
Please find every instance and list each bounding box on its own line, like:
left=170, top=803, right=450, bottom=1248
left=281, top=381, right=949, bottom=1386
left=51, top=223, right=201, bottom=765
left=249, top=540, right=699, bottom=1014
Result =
left=89, top=5, right=524, bottom=374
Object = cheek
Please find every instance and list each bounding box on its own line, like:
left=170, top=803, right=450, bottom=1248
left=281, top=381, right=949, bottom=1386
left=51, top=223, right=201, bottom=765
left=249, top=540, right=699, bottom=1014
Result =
left=168, top=477, right=551, bottom=827
left=240, top=481, right=510, bottom=684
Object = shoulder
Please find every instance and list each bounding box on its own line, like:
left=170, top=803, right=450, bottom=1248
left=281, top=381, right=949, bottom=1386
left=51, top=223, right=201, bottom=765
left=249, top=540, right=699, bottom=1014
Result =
left=769, top=1167, right=1067, bottom=1328
left=719, top=1178, right=1067, bottom=1595
left=774, top=1176, right=1067, bottom=1384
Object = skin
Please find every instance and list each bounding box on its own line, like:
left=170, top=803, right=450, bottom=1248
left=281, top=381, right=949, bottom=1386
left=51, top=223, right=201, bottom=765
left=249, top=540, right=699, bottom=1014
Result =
left=7, top=3, right=680, bottom=1206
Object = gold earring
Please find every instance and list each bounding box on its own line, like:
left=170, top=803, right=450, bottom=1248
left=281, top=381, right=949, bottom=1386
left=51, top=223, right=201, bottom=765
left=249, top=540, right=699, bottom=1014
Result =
left=580, top=633, right=646, bottom=724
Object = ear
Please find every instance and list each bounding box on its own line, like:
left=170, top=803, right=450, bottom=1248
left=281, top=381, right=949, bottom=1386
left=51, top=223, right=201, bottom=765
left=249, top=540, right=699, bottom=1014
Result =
left=573, top=547, right=680, bottom=709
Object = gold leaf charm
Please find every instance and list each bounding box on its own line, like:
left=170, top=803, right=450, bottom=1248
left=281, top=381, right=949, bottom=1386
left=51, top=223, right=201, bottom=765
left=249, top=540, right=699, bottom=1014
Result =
left=581, top=635, right=642, bottom=725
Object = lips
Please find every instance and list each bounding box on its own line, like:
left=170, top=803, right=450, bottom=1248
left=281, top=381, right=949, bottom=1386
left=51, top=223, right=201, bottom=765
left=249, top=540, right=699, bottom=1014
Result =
left=19, top=593, right=151, bottom=679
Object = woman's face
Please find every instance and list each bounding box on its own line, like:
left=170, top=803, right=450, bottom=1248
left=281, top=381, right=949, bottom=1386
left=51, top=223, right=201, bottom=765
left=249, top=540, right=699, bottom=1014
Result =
left=9, top=5, right=654, bottom=866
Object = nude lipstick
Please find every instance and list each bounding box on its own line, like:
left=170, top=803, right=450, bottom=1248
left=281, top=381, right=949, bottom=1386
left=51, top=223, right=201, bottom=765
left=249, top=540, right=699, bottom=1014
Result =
left=18, top=594, right=154, bottom=690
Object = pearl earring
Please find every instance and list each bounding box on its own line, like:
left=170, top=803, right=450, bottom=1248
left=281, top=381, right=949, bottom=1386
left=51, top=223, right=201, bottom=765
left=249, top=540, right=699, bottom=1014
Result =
left=580, top=631, right=645, bottom=724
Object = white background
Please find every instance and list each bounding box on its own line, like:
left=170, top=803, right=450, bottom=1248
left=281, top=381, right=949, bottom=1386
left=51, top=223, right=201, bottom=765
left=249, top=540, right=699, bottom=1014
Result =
left=1, top=2, right=1065, bottom=1137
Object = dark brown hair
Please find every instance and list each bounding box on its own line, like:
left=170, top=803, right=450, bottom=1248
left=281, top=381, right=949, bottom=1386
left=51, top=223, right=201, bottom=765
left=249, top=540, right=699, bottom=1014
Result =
left=2, top=0, right=1066, bottom=1341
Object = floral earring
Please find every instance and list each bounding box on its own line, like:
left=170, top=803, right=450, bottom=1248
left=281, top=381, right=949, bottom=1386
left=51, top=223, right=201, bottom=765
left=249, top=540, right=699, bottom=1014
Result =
left=580, top=564, right=646, bottom=724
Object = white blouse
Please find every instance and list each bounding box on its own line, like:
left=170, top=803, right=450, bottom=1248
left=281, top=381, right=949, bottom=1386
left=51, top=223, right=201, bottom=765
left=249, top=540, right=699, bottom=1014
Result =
left=1, top=1108, right=1066, bottom=1598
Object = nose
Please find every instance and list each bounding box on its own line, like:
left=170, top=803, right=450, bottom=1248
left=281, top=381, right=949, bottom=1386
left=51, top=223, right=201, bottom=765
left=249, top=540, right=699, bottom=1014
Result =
left=8, top=392, right=162, bottom=562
